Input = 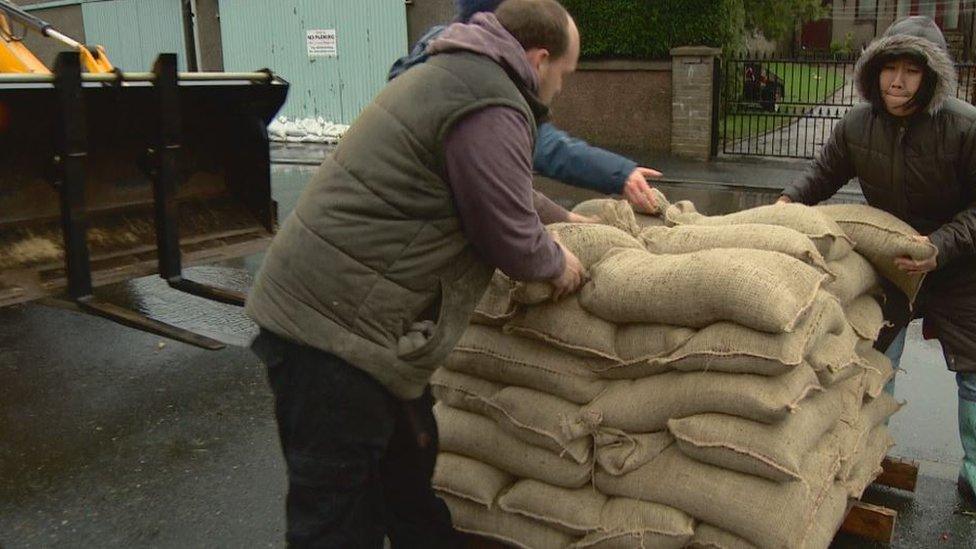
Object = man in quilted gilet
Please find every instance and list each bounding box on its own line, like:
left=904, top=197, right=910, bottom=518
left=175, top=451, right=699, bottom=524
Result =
left=246, top=1, right=586, bottom=546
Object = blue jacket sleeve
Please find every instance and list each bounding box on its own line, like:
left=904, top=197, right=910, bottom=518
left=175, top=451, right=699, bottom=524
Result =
left=388, top=25, right=445, bottom=81
left=532, top=122, right=638, bottom=195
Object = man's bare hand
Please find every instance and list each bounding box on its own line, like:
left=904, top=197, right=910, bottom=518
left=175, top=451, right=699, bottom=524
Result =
left=776, top=195, right=793, bottom=205
left=623, top=167, right=663, bottom=214
left=636, top=166, right=663, bottom=179
left=567, top=212, right=600, bottom=224
left=550, top=242, right=586, bottom=301
left=894, top=235, right=938, bottom=274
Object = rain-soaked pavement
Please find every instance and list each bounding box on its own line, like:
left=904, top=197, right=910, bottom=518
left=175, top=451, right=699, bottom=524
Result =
left=2, top=165, right=975, bottom=547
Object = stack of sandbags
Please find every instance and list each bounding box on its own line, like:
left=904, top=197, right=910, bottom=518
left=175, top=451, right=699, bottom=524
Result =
left=266, top=115, right=348, bottom=143
left=573, top=194, right=668, bottom=230
left=815, top=202, right=938, bottom=499
left=815, top=203, right=937, bottom=298
left=431, top=198, right=910, bottom=549
left=641, top=199, right=908, bottom=500
left=433, top=225, right=699, bottom=547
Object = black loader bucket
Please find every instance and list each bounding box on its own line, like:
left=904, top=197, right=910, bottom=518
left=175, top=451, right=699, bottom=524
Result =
left=0, top=52, right=288, bottom=348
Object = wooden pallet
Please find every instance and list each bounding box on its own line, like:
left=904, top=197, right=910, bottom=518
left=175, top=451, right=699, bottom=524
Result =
left=876, top=456, right=920, bottom=492
left=838, top=456, right=919, bottom=544
left=840, top=501, right=899, bottom=544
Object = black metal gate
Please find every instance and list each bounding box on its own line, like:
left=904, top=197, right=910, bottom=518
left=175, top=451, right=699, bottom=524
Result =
left=957, top=58, right=976, bottom=106
left=718, top=51, right=857, bottom=159
left=717, top=51, right=976, bottom=160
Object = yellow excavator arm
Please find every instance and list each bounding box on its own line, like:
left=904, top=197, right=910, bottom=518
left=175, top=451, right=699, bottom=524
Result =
left=0, top=0, right=113, bottom=74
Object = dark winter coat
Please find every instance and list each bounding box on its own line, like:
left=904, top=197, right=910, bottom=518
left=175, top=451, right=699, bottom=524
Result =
left=783, top=16, right=976, bottom=372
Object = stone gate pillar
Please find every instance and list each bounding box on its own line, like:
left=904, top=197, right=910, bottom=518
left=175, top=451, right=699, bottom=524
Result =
left=670, top=46, right=722, bottom=161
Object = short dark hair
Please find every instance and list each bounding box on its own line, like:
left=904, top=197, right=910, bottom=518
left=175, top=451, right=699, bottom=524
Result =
left=865, top=52, right=938, bottom=113
left=495, top=0, right=572, bottom=59
left=454, top=0, right=504, bottom=22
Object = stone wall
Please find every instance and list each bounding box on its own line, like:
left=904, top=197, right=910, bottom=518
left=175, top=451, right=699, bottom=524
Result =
left=549, top=60, right=673, bottom=157
left=358, top=1, right=721, bottom=161
left=544, top=50, right=722, bottom=161
left=831, top=0, right=878, bottom=50
left=670, top=47, right=721, bottom=160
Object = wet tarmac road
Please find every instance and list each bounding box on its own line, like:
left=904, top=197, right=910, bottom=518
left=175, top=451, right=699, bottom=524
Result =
left=0, top=301, right=283, bottom=547
left=832, top=318, right=976, bottom=548
left=1, top=165, right=975, bottom=547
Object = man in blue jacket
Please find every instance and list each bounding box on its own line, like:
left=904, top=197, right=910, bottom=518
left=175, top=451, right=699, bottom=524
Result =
left=390, top=0, right=664, bottom=213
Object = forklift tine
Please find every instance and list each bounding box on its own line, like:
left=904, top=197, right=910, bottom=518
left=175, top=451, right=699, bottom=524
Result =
left=168, top=277, right=247, bottom=306
left=149, top=53, right=248, bottom=308
left=40, top=295, right=225, bottom=350
left=53, top=51, right=93, bottom=300
left=49, top=51, right=225, bottom=350
left=78, top=297, right=225, bottom=350
left=149, top=53, right=183, bottom=282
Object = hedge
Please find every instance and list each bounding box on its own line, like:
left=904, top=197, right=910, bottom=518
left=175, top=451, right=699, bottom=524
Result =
left=561, top=0, right=745, bottom=60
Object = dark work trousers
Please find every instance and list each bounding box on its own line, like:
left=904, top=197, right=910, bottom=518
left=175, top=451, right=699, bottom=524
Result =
left=251, top=329, right=461, bottom=549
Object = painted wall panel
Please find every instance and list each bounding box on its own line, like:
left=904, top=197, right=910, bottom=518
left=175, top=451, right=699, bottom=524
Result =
left=17, top=5, right=86, bottom=67
left=219, top=0, right=407, bottom=122
left=82, top=0, right=187, bottom=71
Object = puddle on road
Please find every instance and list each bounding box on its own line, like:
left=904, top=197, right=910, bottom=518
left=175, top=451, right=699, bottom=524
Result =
left=86, top=165, right=318, bottom=348
left=99, top=264, right=258, bottom=347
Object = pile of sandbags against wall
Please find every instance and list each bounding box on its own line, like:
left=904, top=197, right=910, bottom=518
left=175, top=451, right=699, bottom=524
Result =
left=432, top=196, right=934, bottom=548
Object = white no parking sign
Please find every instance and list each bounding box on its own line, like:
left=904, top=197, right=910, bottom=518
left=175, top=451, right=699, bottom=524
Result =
left=307, top=29, right=338, bottom=57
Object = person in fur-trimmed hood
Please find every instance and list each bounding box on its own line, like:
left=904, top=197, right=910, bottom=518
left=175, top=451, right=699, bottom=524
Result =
left=780, top=16, right=976, bottom=508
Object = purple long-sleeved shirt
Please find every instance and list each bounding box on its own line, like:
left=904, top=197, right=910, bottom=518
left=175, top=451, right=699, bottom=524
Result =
left=428, top=12, right=567, bottom=282
left=444, top=106, right=565, bottom=281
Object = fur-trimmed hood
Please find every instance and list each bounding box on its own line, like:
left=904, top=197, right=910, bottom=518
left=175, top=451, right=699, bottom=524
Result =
left=855, top=16, right=957, bottom=114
